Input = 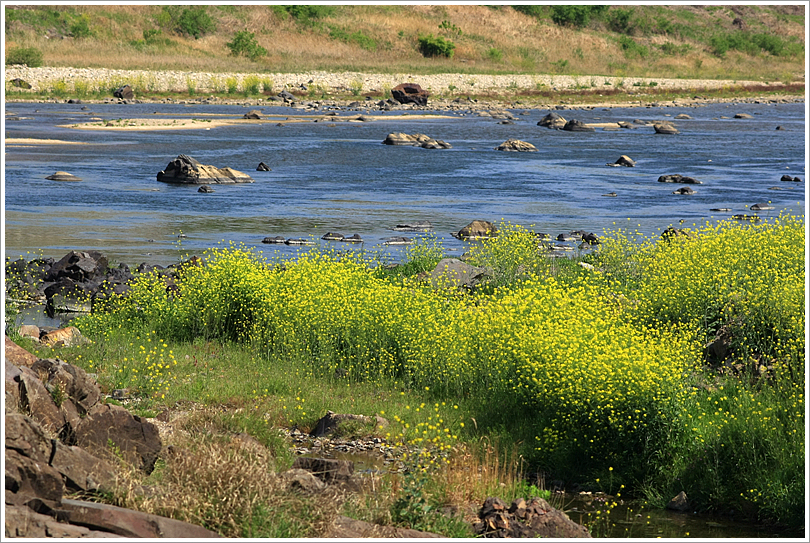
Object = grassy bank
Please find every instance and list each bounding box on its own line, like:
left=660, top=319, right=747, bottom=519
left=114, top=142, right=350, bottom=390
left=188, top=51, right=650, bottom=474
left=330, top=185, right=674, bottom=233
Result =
left=8, top=214, right=804, bottom=536
left=5, top=5, right=805, bottom=81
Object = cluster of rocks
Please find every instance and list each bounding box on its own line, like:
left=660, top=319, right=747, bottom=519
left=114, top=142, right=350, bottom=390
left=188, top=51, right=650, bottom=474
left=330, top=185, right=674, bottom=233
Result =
left=4, top=336, right=222, bottom=538
left=4, top=250, right=195, bottom=322
left=473, top=496, right=592, bottom=538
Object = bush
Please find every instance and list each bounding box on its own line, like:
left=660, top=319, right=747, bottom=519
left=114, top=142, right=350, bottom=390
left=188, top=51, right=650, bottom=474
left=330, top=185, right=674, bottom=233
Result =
left=284, top=5, right=334, bottom=24
left=607, top=8, right=634, bottom=34
left=69, top=13, right=93, bottom=38
left=551, top=5, right=607, bottom=28
left=175, top=6, right=216, bottom=39
left=225, top=30, right=267, bottom=61
left=417, top=34, right=455, bottom=58
left=511, top=5, right=546, bottom=18
left=618, top=35, right=649, bottom=58
left=5, top=46, right=43, bottom=67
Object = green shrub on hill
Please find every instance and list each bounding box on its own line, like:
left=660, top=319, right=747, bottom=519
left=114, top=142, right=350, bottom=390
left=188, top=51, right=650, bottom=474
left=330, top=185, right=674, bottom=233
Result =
left=226, top=31, right=267, bottom=61
left=417, top=34, right=455, bottom=58
left=5, top=46, right=43, bottom=67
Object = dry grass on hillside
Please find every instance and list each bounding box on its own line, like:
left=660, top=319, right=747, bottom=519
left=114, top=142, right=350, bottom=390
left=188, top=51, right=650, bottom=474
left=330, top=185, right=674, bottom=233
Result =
left=5, top=5, right=805, bottom=80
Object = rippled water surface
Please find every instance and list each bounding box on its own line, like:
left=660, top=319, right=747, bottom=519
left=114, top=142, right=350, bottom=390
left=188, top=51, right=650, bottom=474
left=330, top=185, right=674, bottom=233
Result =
left=4, top=100, right=805, bottom=266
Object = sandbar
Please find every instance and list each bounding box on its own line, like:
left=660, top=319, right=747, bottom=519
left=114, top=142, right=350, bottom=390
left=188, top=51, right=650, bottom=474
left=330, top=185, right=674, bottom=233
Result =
left=5, top=138, right=90, bottom=146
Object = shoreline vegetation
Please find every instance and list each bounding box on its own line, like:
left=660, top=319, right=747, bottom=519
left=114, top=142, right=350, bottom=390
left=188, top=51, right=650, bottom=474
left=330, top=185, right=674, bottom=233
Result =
left=6, top=217, right=806, bottom=537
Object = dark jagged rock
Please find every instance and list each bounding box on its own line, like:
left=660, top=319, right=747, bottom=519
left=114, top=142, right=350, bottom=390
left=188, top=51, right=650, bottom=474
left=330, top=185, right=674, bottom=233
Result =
left=391, top=83, right=429, bottom=106
left=538, top=111, right=567, bottom=129
left=562, top=119, right=595, bottom=132
left=672, top=186, right=696, bottom=195
left=197, top=184, right=215, bottom=193
left=256, top=162, right=271, bottom=171
left=157, top=154, right=254, bottom=184
left=658, top=174, right=702, bottom=184
left=113, top=85, right=134, bottom=100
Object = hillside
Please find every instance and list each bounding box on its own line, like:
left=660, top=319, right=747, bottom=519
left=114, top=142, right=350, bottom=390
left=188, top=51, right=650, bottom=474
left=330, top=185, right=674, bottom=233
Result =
left=4, top=4, right=805, bottom=82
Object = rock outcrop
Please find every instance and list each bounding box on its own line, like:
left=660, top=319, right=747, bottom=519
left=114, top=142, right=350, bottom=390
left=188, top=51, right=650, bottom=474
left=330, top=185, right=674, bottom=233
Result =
left=473, top=496, right=592, bottom=538
left=383, top=132, right=451, bottom=149
left=494, top=139, right=537, bottom=152
left=5, top=337, right=224, bottom=538
left=391, top=83, right=429, bottom=106
left=538, top=112, right=567, bottom=129
left=157, top=154, right=254, bottom=184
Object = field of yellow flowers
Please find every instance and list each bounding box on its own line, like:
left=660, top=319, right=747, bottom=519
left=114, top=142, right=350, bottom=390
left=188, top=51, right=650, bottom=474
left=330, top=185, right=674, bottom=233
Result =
left=73, top=213, right=805, bottom=529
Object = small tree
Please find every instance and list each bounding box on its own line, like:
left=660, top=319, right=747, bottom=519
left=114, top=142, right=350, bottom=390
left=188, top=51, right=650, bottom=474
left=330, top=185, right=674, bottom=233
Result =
left=175, top=6, right=216, bottom=39
left=226, top=30, right=267, bottom=61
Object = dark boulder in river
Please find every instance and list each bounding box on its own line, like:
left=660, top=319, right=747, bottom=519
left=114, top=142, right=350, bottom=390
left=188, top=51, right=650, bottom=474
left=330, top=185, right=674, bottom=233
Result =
left=391, top=83, right=429, bottom=107
left=157, top=155, right=254, bottom=184
left=658, top=174, right=702, bottom=184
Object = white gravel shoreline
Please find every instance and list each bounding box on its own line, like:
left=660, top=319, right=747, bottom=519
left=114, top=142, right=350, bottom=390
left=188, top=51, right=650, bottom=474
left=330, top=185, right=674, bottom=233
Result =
left=4, top=65, right=791, bottom=95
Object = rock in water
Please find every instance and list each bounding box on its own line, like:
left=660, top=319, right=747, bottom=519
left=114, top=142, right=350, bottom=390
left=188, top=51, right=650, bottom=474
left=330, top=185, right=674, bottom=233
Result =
left=46, top=171, right=82, bottom=181
left=494, top=139, right=538, bottom=152
left=157, top=154, right=254, bottom=184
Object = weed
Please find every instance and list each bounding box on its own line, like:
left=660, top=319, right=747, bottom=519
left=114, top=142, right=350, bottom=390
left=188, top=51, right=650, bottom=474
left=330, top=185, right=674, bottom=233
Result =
left=243, top=75, right=261, bottom=96
left=349, top=78, right=363, bottom=96
left=486, top=47, right=503, bottom=62
left=225, top=76, right=238, bottom=94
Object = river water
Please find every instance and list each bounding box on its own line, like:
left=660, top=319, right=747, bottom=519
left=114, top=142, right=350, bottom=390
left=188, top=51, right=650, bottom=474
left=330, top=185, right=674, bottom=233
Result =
left=4, top=100, right=805, bottom=267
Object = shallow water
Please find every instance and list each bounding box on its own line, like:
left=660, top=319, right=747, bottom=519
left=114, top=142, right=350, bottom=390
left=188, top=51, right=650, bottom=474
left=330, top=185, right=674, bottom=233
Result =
left=4, top=100, right=805, bottom=267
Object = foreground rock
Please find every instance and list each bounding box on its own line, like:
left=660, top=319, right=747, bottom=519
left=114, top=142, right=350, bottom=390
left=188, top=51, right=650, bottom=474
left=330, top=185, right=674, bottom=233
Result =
left=494, top=139, right=537, bottom=152
left=391, top=83, right=429, bottom=106
left=383, top=132, right=451, bottom=149
left=5, top=337, right=221, bottom=538
left=156, top=154, right=254, bottom=184
left=474, top=496, right=592, bottom=538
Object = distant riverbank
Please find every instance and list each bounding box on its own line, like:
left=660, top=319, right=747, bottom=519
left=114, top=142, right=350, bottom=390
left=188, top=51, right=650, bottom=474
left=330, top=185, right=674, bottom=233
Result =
left=5, top=66, right=804, bottom=110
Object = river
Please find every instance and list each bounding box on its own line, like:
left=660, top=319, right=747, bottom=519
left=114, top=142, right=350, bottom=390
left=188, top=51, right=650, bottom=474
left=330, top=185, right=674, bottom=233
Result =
left=4, top=100, right=805, bottom=268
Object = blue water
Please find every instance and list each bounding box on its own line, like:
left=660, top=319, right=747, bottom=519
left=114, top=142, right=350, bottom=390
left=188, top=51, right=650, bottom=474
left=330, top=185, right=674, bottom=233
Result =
left=4, top=100, right=805, bottom=266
